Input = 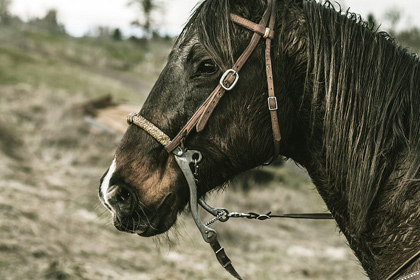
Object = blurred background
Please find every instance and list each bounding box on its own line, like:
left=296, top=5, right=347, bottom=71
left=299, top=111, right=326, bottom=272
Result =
left=0, top=0, right=419, bottom=279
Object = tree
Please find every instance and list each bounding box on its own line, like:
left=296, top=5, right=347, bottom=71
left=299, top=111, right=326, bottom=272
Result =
left=93, top=26, right=112, bottom=39
left=44, top=9, right=59, bottom=27
left=395, top=27, right=420, bottom=56
left=112, top=28, right=123, bottom=41
left=128, top=0, right=162, bottom=38
left=0, top=0, right=11, bottom=24
left=30, top=9, right=66, bottom=34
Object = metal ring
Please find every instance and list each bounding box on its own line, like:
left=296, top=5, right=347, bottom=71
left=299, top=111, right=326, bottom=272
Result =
left=267, top=97, right=278, bottom=111
left=219, top=69, right=239, bottom=91
left=192, top=152, right=202, bottom=163
left=173, top=146, right=184, bottom=156
left=218, top=209, right=230, bottom=222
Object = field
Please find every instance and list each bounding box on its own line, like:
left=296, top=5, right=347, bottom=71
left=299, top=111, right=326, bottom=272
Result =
left=3, top=19, right=419, bottom=279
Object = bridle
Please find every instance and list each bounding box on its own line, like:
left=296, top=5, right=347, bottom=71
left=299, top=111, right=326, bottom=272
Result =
left=127, top=1, right=279, bottom=278
left=125, top=0, right=330, bottom=279
left=162, top=0, right=281, bottom=160
left=124, top=1, right=420, bottom=279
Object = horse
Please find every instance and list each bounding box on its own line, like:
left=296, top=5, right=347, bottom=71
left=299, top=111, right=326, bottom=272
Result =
left=98, top=0, right=420, bottom=279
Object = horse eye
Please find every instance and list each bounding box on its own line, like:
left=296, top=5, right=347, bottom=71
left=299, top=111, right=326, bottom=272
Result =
left=195, top=60, right=218, bottom=76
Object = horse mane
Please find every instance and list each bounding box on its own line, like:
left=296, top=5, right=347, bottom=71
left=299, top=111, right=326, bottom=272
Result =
left=303, top=1, right=420, bottom=232
left=178, top=0, right=420, bottom=233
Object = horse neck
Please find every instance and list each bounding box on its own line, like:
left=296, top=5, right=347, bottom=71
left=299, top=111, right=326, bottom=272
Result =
left=304, top=154, right=420, bottom=279
left=294, top=3, right=420, bottom=279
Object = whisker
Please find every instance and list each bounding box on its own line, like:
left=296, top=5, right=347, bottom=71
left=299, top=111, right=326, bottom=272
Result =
left=131, top=217, right=136, bottom=233
left=136, top=204, right=154, bottom=229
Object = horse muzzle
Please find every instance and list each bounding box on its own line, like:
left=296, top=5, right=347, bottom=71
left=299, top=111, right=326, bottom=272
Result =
left=104, top=184, right=136, bottom=217
left=101, top=184, right=178, bottom=236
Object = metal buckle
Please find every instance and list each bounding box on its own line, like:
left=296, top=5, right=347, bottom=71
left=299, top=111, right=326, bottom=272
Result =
left=263, top=27, right=271, bottom=39
left=267, top=97, right=278, bottom=111
left=219, top=69, right=239, bottom=91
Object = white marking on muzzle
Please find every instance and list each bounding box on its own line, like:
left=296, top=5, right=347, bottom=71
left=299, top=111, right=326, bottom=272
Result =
left=101, top=158, right=117, bottom=207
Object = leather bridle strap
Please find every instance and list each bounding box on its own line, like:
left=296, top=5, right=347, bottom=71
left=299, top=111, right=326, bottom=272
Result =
left=264, top=0, right=281, bottom=162
left=230, top=14, right=275, bottom=39
left=210, top=239, right=242, bottom=279
left=195, top=4, right=272, bottom=132
left=165, top=0, right=281, bottom=163
left=165, top=8, right=271, bottom=151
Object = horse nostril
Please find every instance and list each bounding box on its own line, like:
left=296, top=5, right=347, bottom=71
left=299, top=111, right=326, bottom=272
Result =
left=106, top=185, right=134, bottom=214
left=117, top=187, right=131, bottom=202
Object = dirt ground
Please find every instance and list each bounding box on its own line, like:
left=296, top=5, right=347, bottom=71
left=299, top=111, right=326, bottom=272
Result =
left=0, top=81, right=368, bottom=280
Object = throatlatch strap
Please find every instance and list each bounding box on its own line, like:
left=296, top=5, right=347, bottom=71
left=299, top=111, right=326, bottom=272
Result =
left=264, top=0, right=281, bottom=162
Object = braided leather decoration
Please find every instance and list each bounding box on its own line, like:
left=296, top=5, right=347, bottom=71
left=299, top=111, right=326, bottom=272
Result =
left=127, top=113, right=171, bottom=147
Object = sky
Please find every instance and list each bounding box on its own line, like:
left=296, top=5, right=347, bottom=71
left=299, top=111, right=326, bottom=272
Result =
left=10, top=0, right=420, bottom=37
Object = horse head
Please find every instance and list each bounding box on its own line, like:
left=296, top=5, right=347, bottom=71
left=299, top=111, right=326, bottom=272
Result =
left=99, top=0, right=307, bottom=237
left=99, top=0, right=420, bottom=279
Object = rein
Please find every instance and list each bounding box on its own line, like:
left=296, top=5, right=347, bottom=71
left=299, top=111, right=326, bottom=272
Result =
left=126, top=0, right=332, bottom=279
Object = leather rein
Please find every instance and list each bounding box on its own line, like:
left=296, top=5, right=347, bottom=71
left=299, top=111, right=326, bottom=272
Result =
left=126, top=1, right=333, bottom=279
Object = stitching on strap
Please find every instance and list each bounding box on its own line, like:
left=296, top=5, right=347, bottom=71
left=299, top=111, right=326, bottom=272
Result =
left=397, top=271, right=420, bottom=280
